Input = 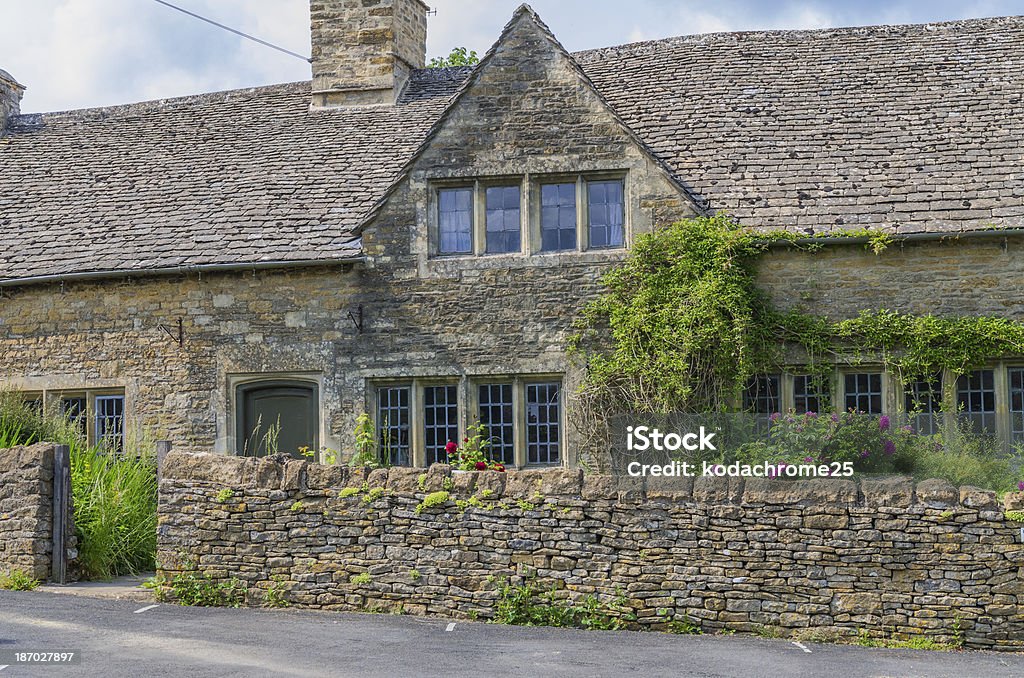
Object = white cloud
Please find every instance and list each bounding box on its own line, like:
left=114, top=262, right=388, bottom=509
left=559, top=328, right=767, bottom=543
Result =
left=1, top=0, right=1019, bottom=113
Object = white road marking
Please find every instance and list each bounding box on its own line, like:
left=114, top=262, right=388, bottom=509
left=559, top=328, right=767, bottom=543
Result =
left=134, top=604, right=159, bottom=614
left=792, top=641, right=812, bottom=654
left=445, top=623, right=456, bottom=632
left=0, top=665, right=9, bottom=671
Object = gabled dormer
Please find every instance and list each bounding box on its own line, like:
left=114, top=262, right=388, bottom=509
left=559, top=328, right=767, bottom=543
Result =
left=361, top=5, right=702, bottom=273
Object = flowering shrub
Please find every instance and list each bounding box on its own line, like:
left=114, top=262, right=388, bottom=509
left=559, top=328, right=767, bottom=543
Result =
left=445, top=421, right=505, bottom=472
left=731, top=410, right=1019, bottom=490
left=738, top=410, right=917, bottom=475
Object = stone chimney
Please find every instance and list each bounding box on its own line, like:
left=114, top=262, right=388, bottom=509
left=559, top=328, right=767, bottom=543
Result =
left=0, top=69, right=25, bottom=134
left=310, top=0, right=428, bottom=108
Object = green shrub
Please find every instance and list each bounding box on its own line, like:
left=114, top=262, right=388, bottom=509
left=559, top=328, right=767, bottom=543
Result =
left=0, top=569, right=40, bottom=591
left=263, top=575, right=289, bottom=608
left=1, top=394, right=158, bottom=580
left=71, top=444, right=158, bottom=579
left=494, top=580, right=633, bottom=630
left=350, top=572, right=372, bottom=585
left=215, top=488, right=235, bottom=503
left=158, top=567, right=247, bottom=607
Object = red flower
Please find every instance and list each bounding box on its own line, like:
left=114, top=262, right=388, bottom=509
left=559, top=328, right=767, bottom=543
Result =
left=495, top=464, right=505, bottom=473
left=475, top=461, right=487, bottom=471
left=445, top=441, right=457, bottom=454
left=463, top=437, right=469, bottom=443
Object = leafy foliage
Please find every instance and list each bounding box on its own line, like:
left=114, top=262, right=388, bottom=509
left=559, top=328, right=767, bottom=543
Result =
left=349, top=412, right=381, bottom=468
left=494, top=580, right=633, bottom=630
left=0, top=394, right=157, bottom=580
left=156, top=566, right=247, bottom=607
left=571, top=216, right=1024, bottom=475
left=0, top=569, right=40, bottom=591
left=428, top=47, right=479, bottom=68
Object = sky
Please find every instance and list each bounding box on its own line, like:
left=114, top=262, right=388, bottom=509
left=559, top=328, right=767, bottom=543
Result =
left=1, top=0, right=1022, bottom=113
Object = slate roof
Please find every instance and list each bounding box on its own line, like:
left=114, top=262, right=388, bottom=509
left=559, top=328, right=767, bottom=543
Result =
left=0, top=73, right=465, bottom=283
left=2, top=15, right=1023, bottom=283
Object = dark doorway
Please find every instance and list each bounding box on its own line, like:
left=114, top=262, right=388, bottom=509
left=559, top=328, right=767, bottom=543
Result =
left=236, top=381, right=319, bottom=457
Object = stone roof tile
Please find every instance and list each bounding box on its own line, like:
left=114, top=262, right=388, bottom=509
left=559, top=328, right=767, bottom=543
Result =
left=2, top=16, right=1023, bottom=282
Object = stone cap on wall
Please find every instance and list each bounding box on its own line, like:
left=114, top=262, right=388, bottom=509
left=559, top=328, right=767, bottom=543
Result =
left=0, top=442, right=56, bottom=472
left=160, top=451, right=1023, bottom=512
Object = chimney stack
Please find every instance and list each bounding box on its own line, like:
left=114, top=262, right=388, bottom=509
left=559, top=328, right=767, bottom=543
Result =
left=0, top=69, right=25, bottom=134
left=310, top=0, right=428, bottom=108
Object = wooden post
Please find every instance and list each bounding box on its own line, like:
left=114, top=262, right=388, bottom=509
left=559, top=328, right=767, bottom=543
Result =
left=156, top=440, right=172, bottom=480
left=51, top=444, right=70, bottom=585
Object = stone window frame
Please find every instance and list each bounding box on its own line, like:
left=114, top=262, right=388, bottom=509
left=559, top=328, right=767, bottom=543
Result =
left=428, top=171, right=628, bottom=258
left=368, top=374, right=565, bottom=468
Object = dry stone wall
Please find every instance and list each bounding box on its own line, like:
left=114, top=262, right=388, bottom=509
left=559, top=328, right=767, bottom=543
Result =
left=158, top=452, right=1024, bottom=650
left=0, top=443, right=75, bottom=581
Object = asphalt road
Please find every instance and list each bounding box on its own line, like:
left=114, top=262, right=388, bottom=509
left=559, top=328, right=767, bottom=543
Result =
left=1, top=590, right=1022, bottom=678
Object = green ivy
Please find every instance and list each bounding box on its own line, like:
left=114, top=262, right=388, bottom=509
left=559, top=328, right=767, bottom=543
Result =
left=571, top=215, right=1024, bottom=422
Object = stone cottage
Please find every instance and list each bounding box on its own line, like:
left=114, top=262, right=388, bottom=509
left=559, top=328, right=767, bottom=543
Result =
left=1, top=3, right=1023, bottom=466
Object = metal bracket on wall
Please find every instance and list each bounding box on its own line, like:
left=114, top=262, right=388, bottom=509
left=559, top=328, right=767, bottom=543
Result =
left=347, top=304, right=364, bottom=333
left=158, top=317, right=185, bottom=346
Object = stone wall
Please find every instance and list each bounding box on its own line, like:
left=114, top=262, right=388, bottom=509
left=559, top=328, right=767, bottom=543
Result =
left=158, top=451, right=1024, bottom=650
left=0, top=443, right=75, bottom=581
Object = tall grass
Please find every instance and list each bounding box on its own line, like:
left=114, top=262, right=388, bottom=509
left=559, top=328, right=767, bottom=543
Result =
left=0, top=393, right=157, bottom=580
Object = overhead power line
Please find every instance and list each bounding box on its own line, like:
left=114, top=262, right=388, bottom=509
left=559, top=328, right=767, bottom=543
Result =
left=152, top=0, right=311, bottom=63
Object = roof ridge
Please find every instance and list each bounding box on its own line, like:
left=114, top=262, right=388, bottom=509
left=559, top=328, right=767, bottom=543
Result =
left=572, top=14, right=1024, bottom=61
left=13, top=80, right=310, bottom=121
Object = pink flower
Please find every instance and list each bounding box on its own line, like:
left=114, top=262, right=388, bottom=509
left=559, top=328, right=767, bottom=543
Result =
left=879, top=415, right=891, bottom=432
left=883, top=440, right=896, bottom=456
left=769, top=412, right=781, bottom=422
left=475, top=461, right=487, bottom=471
left=860, top=450, right=870, bottom=459
left=1018, top=481, right=1024, bottom=492
left=804, top=457, right=814, bottom=463
left=495, top=464, right=506, bottom=473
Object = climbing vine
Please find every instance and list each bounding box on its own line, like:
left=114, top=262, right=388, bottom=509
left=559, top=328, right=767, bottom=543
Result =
left=570, top=215, right=1024, bottom=431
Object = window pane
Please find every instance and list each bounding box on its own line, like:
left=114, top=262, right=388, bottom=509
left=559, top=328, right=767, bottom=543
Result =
left=743, top=375, right=780, bottom=432
left=378, top=386, right=411, bottom=466
left=956, top=370, right=995, bottom=435
left=95, top=395, right=124, bottom=453
left=61, top=397, right=88, bottom=437
left=793, top=375, right=829, bottom=414
left=587, top=180, right=624, bottom=249
left=485, top=185, right=521, bottom=254
left=1009, top=368, right=1024, bottom=445
left=844, top=372, right=883, bottom=414
left=478, top=384, right=514, bottom=465
left=905, top=373, right=942, bottom=435
left=424, top=385, right=459, bottom=465
left=526, top=382, right=560, bottom=465
left=438, top=188, right=473, bottom=254
left=540, top=183, right=576, bottom=252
